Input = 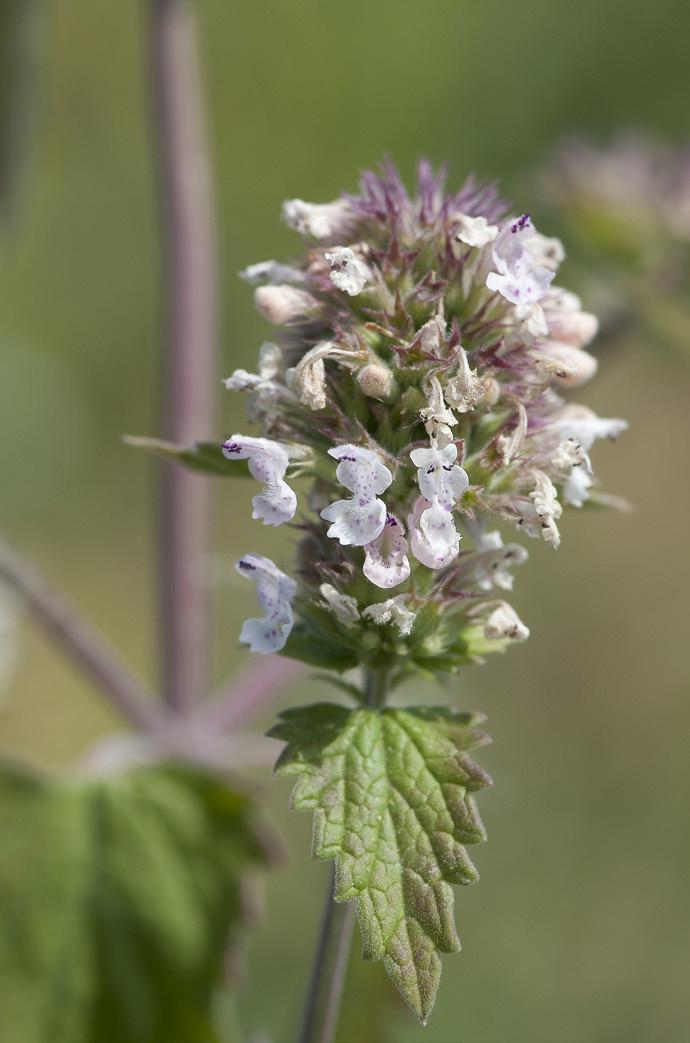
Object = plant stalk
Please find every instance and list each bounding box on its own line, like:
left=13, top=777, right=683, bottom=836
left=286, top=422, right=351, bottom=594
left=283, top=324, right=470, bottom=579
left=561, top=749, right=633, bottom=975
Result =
left=296, top=666, right=388, bottom=1043
left=149, top=0, right=218, bottom=713
left=0, top=533, right=160, bottom=731
left=297, top=864, right=356, bottom=1043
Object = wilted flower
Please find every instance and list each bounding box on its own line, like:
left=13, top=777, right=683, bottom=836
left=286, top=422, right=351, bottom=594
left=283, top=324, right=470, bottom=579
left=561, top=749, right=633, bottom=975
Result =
left=224, top=161, right=626, bottom=677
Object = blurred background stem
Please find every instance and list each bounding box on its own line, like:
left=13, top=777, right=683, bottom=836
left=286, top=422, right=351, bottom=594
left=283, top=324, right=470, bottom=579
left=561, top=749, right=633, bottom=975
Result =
left=149, top=0, right=218, bottom=713
left=0, top=534, right=159, bottom=730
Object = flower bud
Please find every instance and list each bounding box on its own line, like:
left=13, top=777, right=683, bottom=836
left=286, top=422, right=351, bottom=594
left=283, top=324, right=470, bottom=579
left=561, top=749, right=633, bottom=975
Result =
left=547, top=309, right=599, bottom=347
left=254, top=285, right=317, bottom=324
left=543, top=343, right=599, bottom=387
left=357, top=362, right=393, bottom=399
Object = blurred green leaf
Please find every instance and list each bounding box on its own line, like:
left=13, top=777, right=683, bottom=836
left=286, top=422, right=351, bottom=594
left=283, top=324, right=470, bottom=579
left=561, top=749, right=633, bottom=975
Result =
left=124, top=435, right=239, bottom=477
left=269, top=703, right=492, bottom=1023
left=0, top=760, right=270, bottom=1043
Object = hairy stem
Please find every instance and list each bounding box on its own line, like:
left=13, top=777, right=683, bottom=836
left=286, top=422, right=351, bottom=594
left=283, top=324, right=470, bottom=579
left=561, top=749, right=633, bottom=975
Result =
left=0, top=533, right=160, bottom=731
left=297, top=864, right=356, bottom=1043
left=149, top=0, right=218, bottom=712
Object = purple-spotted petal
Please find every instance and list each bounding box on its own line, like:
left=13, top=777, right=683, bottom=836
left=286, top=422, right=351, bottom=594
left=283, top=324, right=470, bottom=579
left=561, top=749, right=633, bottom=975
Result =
left=408, top=496, right=460, bottom=570
left=409, top=444, right=468, bottom=508
left=363, top=514, right=411, bottom=589
left=222, top=434, right=297, bottom=526
left=321, top=497, right=387, bottom=547
left=235, top=554, right=296, bottom=654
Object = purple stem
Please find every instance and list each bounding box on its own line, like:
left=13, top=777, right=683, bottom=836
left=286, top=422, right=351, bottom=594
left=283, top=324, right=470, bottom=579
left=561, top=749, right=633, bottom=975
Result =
left=200, top=657, right=304, bottom=733
left=149, top=0, right=218, bottom=712
left=0, top=533, right=160, bottom=731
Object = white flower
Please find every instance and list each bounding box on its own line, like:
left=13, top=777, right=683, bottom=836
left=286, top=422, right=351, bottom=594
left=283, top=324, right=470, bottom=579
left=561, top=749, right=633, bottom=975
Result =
left=408, top=496, right=460, bottom=570
left=363, top=595, right=415, bottom=636
left=320, top=444, right=393, bottom=547
left=486, top=215, right=556, bottom=309
left=239, top=260, right=306, bottom=285
left=552, top=438, right=588, bottom=471
left=363, top=514, right=411, bottom=589
left=254, top=285, right=317, bottom=324
left=324, top=247, right=370, bottom=296
left=563, top=465, right=593, bottom=508
left=419, top=376, right=458, bottom=447
left=472, top=530, right=528, bottom=591
left=320, top=583, right=360, bottom=627
left=522, top=231, right=565, bottom=270
left=550, top=404, right=628, bottom=451
left=453, top=212, right=499, bottom=247
left=235, top=554, right=296, bottom=654
left=517, top=471, right=562, bottom=547
left=224, top=342, right=284, bottom=392
left=410, top=442, right=469, bottom=508
left=222, top=435, right=297, bottom=526
left=282, top=198, right=353, bottom=239
left=481, top=600, right=530, bottom=641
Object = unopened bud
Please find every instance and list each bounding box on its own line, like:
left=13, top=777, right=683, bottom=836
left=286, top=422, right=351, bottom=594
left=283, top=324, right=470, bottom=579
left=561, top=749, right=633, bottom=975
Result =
left=357, top=363, right=393, bottom=399
left=254, top=285, right=317, bottom=325
left=543, top=343, right=598, bottom=387
left=480, top=377, right=500, bottom=407
left=548, top=310, right=599, bottom=347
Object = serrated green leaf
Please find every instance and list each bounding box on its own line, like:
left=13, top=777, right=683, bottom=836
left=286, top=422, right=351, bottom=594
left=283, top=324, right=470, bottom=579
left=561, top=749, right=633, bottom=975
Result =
left=124, top=435, right=238, bottom=477
left=268, top=703, right=492, bottom=1022
left=0, top=761, right=270, bottom=1043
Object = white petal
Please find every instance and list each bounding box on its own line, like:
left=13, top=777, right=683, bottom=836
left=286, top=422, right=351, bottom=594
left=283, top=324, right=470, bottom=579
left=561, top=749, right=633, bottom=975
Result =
left=410, top=443, right=468, bottom=508
left=483, top=601, right=530, bottom=641
left=320, top=583, right=360, bottom=627
left=454, top=213, right=498, bottom=247
left=239, top=260, right=306, bottom=285
left=328, top=444, right=393, bottom=496
left=409, top=496, right=460, bottom=569
left=321, top=497, right=387, bottom=547
left=363, top=595, right=415, bottom=636
left=325, top=247, right=370, bottom=296
left=563, top=466, right=593, bottom=507
left=472, top=530, right=529, bottom=591
left=282, top=198, right=353, bottom=239
left=235, top=554, right=296, bottom=654
left=222, top=435, right=297, bottom=526
left=363, top=515, right=411, bottom=589
left=239, top=610, right=294, bottom=654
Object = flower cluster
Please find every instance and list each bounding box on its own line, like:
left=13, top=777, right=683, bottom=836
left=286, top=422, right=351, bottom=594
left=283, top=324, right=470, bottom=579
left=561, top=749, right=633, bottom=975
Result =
left=541, top=133, right=690, bottom=356
left=224, top=162, right=626, bottom=679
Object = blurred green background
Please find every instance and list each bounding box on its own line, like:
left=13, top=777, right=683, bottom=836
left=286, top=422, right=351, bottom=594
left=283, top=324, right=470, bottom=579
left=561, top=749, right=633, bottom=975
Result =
left=2, top=1, right=689, bottom=1041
